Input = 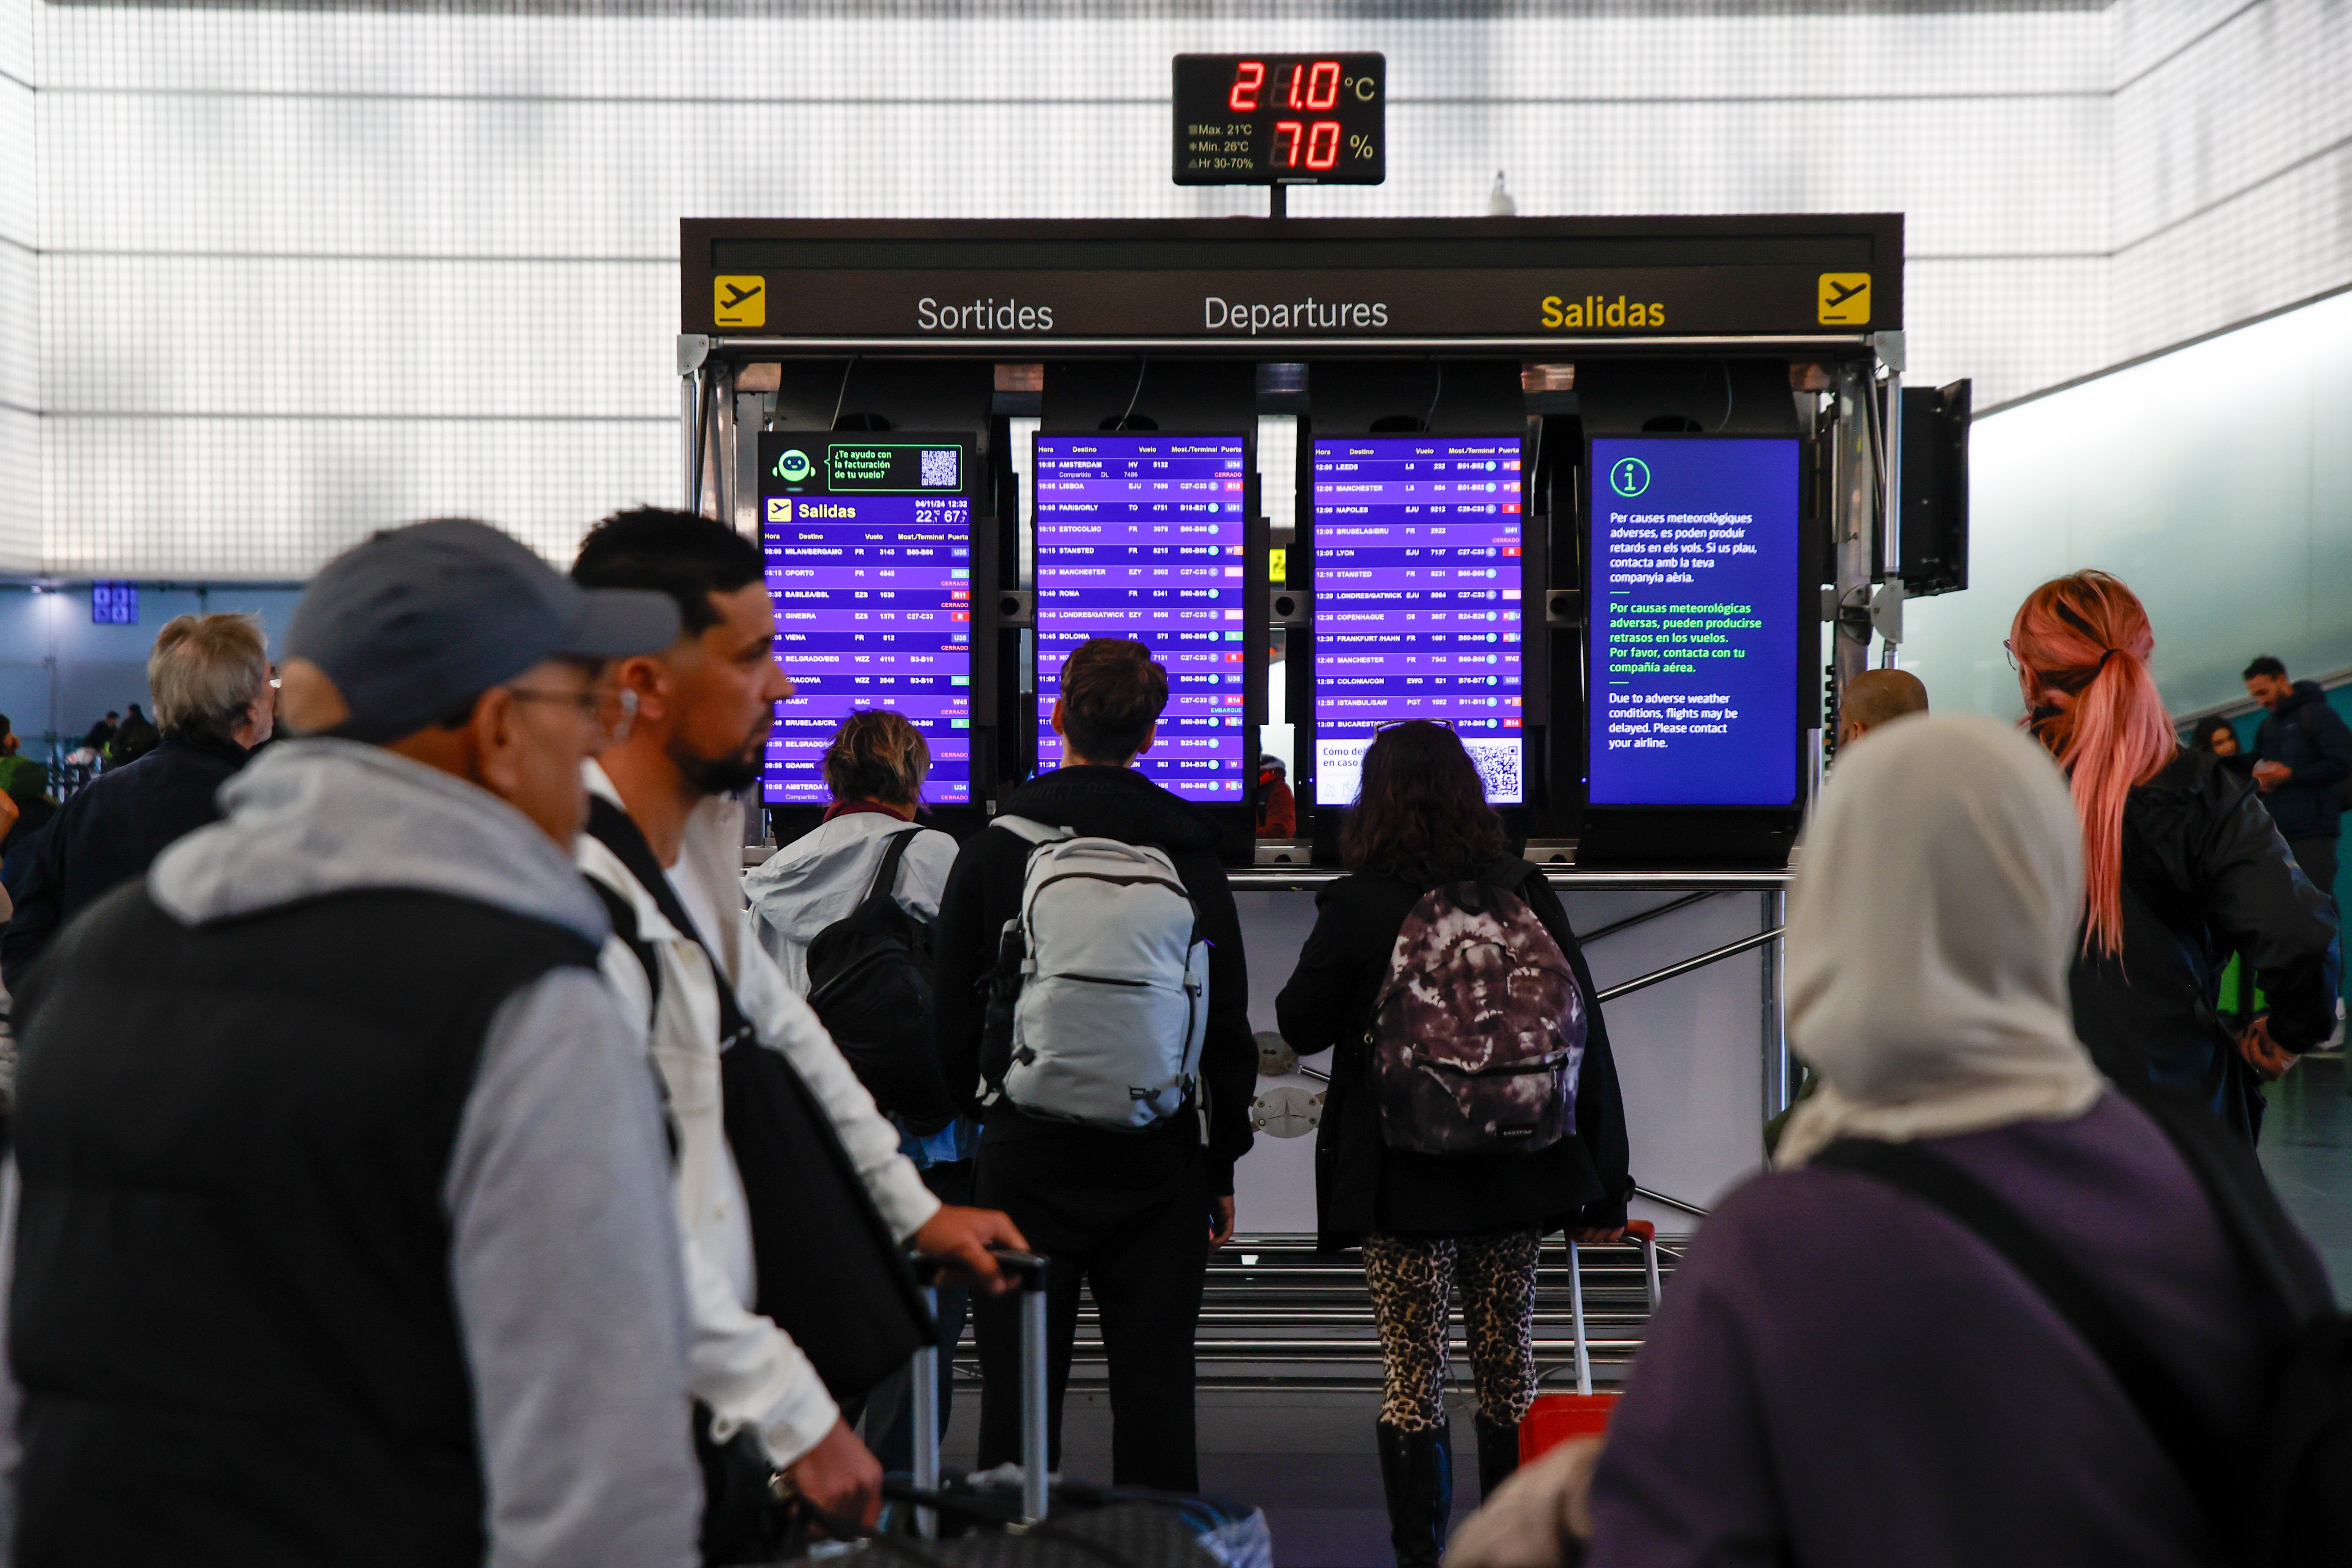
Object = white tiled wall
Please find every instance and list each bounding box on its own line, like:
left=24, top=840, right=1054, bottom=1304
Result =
left=7, top=2, right=2346, bottom=577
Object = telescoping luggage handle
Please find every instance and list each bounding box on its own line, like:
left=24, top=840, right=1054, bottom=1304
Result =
left=1568, top=1221, right=1661, bottom=1397
left=910, top=1245, right=1052, bottom=1534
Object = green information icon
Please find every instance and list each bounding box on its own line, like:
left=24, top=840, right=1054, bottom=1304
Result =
left=772, top=448, right=814, bottom=483
left=1610, top=456, right=1651, bottom=498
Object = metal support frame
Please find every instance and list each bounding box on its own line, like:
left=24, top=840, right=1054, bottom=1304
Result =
left=1595, top=924, right=1782, bottom=1005
left=910, top=1285, right=941, bottom=1538
left=1020, top=1283, right=1050, bottom=1523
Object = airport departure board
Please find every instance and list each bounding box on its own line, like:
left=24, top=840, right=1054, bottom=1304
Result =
left=1310, top=435, right=1526, bottom=806
left=758, top=434, right=974, bottom=806
left=1033, top=433, right=1252, bottom=801
left=1587, top=437, right=1801, bottom=808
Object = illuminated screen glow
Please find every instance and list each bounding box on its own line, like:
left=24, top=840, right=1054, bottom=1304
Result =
left=759, top=435, right=973, bottom=806
left=1033, top=433, right=1250, bottom=802
left=1310, top=435, right=1525, bottom=806
left=1586, top=436, right=1801, bottom=808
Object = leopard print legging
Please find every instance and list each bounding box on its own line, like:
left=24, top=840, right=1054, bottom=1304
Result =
left=1361, top=1230, right=1542, bottom=1432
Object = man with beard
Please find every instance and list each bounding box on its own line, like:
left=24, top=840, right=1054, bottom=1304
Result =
left=570, top=509, right=1026, bottom=1558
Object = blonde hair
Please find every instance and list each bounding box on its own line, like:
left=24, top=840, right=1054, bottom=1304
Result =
left=822, top=709, right=931, bottom=807
left=149, top=613, right=270, bottom=743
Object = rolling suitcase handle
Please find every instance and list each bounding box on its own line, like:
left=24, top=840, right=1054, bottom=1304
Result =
left=1565, top=1222, right=1664, bottom=1399
left=908, top=1245, right=1053, bottom=1535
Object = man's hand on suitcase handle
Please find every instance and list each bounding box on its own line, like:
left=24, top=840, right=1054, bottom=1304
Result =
left=912, top=1205, right=1032, bottom=1295
left=781, top=1416, right=882, bottom=1534
left=1208, top=1195, right=1236, bottom=1251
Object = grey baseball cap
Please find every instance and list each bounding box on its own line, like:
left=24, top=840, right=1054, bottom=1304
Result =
left=286, top=517, right=681, bottom=742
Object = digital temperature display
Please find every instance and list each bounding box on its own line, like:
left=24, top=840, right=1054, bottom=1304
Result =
left=1172, top=54, right=1386, bottom=186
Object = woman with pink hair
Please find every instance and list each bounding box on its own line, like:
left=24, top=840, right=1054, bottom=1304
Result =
left=2009, top=570, right=2338, bottom=1141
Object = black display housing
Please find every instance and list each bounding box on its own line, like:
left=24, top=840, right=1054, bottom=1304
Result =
left=1171, top=54, right=1386, bottom=186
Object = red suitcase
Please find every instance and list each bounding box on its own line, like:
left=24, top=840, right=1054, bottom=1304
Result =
left=1519, top=1220, right=1662, bottom=1464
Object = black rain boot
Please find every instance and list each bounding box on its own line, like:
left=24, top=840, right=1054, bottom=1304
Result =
left=1474, top=1413, right=1521, bottom=1503
left=1376, top=1421, right=1454, bottom=1568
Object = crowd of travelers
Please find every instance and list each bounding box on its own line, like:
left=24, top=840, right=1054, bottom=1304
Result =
left=0, top=518, right=2338, bottom=1568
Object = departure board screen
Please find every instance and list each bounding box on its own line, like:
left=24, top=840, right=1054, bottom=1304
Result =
left=757, top=434, right=973, bottom=806
left=1587, top=437, right=1801, bottom=808
left=1310, top=435, right=1525, bottom=806
left=1033, top=433, right=1251, bottom=802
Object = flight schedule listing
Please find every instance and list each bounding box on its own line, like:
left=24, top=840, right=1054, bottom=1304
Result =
left=758, top=437, right=973, bottom=806
left=1033, top=433, right=1250, bottom=802
left=1587, top=437, right=1800, bottom=808
left=1311, top=435, right=1525, bottom=806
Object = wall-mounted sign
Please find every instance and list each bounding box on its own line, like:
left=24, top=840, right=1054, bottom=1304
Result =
left=681, top=219, right=1904, bottom=342
left=1172, top=54, right=1385, bottom=187
left=91, top=582, right=138, bottom=625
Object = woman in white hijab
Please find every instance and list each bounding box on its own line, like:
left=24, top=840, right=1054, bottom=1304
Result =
left=1566, top=714, right=2311, bottom=1568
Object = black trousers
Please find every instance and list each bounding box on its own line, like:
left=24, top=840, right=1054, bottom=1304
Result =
left=2289, top=836, right=2340, bottom=916
left=970, top=1138, right=1209, bottom=1492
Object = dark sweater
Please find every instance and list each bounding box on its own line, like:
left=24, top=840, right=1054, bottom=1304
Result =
left=933, top=766, right=1256, bottom=1197
left=2070, top=747, right=2340, bottom=1141
left=1274, top=865, right=1632, bottom=1250
left=1589, top=1093, right=2303, bottom=1568
left=3, top=732, right=251, bottom=987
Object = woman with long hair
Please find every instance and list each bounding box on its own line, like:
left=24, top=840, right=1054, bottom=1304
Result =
left=1276, top=721, right=1630, bottom=1567
left=2007, top=571, right=2337, bottom=1139
left=2189, top=712, right=2254, bottom=776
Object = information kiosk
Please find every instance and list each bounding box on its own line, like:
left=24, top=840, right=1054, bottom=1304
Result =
left=677, top=213, right=1951, bottom=1247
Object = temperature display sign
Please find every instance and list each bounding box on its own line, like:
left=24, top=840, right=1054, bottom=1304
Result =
left=1172, top=54, right=1385, bottom=186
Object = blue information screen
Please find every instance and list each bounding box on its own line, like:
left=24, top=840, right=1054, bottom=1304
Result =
left=758, top=435, right=973, bottom=806
left=1033, top=433, right=1250, bottom=802
left=1310, top=435, right=1525, bottom=806
left=1587, top=437, right=1801, bottom=808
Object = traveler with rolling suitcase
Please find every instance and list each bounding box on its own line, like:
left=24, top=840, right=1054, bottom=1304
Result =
left=570, top=509, right=1027, bottom=1558
left=934, top=637, right=1259, bottom=1494
left=1275, top=720, right=1631, bottom=1568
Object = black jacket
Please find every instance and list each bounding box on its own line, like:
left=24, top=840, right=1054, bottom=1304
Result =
left=2070, top=747, right=2340, bottom=1142
left=2, top=733, right=250, bottom=987
left=2251, top=680, right=2351, bottom=841
left=1275, top=864, right=1633, bottom=1250
left=934, top=766, right=1256, bottom=1197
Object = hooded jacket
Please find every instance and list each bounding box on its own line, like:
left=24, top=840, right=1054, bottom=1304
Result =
left=933, top=765, right=1255, bottom=1197
left=0, top=740, right=699, bottom=1568
left=2251, top=679, right=2352, bottom=842
left=576, top=763, right=942, bottom=1470
left=744, top=809, right=959, bottom=995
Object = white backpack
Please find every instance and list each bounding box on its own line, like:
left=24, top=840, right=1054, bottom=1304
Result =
left=986, top=816, right=1211, bottom=1131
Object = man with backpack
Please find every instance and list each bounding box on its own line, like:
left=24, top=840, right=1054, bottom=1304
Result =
left=568, top=508, right=1026, bottom=1556
left=934, top=637, right=1257, bottom=1494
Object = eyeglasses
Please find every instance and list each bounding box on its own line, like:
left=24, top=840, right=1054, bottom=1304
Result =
left=2003, top=640, right=2021, bottom=673
left=508, top=685, right=638, bottom=743
left=1372, top=717, right=1455, bottom=734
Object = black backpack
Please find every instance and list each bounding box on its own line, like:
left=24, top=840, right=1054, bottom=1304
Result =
left=1815, top=1089, right=2352, bottom=1567
left=805, top=828, right=957, bottom=1136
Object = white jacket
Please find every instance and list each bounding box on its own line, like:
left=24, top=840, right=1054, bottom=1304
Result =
left=744, top=809, right=959, bottom=995
left=576, top=763, right=942, bottom=1468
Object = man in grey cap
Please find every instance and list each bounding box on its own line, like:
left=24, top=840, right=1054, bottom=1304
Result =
left=0, top=518, right=702, bottom=1567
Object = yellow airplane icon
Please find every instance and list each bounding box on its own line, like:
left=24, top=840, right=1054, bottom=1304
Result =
left=714, top=274, right=767, bottom=328
left=1817, top=273, right=1870, bottom=325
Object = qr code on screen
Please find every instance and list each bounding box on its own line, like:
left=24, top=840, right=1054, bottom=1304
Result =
left=919, top=447, right=960, bottom=489
left=1464, top=738, right=1524, bottom=805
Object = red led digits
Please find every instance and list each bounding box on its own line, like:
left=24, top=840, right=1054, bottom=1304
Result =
left=1274, top=121, right=1303, bottom=167
left=1305, top=120, right=1341, bottom=169
left=1286, top=63, right=1304, bottom=109
left=1307, top=61, right=1341, bottom=110
left=1229, top=60, right=1262, bottom=113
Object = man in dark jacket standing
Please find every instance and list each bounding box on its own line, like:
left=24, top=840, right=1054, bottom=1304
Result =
left=2, top=615, right=276, bottom=986
left=935, top=637, right=1255, bottom=1493
left=2245, top=655, right=2351, bottom=913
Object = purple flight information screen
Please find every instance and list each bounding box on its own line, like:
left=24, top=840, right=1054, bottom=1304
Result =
left=1033, top=433, right=1250, bottom=801
left=1310, top=435, right=1525, bottom=805
left=1587, top=437, right=1801, bottom=807
left=757, top=434, right=973, bottom=806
